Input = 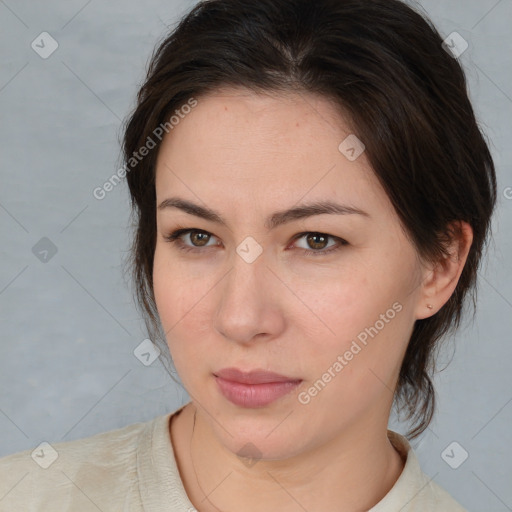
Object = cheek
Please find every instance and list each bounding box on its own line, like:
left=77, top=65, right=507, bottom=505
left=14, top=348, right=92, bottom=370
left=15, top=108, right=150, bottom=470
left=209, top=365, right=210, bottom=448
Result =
left=290, top=259, right=415, bottom=380
left=285, top=268, right=383, bottom=347
left=152, top=245, right=217, bottom=368
left=294, top=287, right=410, bottom=422
left=153, top=244, right=209, bottom=322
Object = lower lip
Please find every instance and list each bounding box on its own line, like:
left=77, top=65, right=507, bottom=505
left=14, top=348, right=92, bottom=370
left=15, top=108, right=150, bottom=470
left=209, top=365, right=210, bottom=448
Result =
left=215, top=376, right=302, bottom=408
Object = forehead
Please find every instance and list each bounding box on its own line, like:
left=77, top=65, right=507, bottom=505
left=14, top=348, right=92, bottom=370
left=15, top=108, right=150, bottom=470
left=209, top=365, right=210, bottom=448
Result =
left=154, top=87, right=388, bottom=218
left=161, top=87, right=353, bottom=153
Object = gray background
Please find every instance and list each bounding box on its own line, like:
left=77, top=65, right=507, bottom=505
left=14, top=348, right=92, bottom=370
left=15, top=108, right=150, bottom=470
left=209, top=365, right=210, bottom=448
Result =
left=0, top=0, right=511, bottom=510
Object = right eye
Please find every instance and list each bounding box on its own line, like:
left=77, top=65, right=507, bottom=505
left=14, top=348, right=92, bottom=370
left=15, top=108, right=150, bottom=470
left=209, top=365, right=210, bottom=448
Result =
left=164, top=228, right=219, bottom=253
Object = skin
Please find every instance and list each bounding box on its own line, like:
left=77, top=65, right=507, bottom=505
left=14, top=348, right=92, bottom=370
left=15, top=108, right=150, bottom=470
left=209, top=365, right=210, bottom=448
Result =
left=152, top=86, right=473, bottom=512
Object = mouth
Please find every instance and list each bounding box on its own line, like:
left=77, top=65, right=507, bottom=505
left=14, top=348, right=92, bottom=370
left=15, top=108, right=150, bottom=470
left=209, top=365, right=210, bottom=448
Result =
left=213, top=368, right=303, bottom=408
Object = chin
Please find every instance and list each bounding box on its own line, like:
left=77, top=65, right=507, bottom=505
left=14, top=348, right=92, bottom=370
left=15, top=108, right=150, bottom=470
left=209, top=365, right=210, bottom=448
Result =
left=206, top=403, right=308, bottom=459
left=225, top=429, right=305, bottom=463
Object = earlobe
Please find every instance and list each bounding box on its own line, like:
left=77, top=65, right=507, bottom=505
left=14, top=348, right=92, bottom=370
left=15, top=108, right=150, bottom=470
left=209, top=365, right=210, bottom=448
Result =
left=415, top=221, right=473, bottom=320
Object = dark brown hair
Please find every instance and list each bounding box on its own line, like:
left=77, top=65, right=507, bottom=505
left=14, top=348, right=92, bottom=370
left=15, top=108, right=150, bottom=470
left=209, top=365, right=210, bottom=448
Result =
left=121, top=0, right=497, bottom=438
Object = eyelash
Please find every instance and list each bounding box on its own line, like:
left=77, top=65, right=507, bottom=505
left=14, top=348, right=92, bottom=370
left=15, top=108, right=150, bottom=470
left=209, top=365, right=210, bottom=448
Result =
left=163, top=228, right=348, bottom=257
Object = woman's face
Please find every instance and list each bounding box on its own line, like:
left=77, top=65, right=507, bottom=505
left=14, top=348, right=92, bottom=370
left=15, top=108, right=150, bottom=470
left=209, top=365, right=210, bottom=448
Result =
left=153, top=87, right=430, bottom=459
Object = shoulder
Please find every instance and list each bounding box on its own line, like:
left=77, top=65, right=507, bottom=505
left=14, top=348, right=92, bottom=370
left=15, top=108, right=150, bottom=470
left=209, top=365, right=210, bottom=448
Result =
left=0, top=414, right=166, bottom=511
left=407, top=462, right=467, bottom=511
left=421, top=478, right=468, bottom=511
left=370, top=430, right=467, bottom=511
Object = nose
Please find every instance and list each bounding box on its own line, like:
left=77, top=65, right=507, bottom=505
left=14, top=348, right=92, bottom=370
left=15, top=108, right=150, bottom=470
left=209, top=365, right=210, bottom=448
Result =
left=213, top=251, right=286, bottom=345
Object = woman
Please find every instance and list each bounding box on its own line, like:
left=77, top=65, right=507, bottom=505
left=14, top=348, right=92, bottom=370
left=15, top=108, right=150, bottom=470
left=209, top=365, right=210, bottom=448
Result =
left=0, top=0, right=497, bottom=510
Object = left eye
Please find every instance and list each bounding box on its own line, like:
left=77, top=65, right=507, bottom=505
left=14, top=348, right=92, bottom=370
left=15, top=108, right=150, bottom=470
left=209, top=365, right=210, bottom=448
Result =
left=164, top=228, right=348, bottom=256
left=292, top=232, right=347, bottom=255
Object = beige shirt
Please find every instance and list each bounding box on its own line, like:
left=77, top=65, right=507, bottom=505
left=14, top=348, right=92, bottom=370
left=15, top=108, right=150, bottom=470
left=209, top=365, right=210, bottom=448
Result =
left=0, top=404, right=466, bottom=511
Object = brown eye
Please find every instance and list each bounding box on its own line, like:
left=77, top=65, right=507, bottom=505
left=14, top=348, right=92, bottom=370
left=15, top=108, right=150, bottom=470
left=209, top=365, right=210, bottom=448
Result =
left=292, top=231, right=348, bottom=257
left=305, top=233, right=329, bottom=250
left=188, top=230, right=211, bottom=246
left=164, top=228, right=218, bottom=253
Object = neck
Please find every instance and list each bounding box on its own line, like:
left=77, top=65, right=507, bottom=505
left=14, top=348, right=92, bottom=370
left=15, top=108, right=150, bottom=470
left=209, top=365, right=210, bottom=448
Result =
left=171, top=403, right=405, bottom=512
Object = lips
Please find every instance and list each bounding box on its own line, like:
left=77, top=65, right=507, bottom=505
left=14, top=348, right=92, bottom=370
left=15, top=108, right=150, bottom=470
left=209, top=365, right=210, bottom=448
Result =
left=213, top=367, right=302, bottom=408
left=214, top=367, right=300, bottom=384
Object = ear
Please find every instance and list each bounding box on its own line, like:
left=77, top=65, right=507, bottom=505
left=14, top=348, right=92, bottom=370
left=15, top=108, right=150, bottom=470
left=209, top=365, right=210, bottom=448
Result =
left=415, top=220, right=473, bottom=320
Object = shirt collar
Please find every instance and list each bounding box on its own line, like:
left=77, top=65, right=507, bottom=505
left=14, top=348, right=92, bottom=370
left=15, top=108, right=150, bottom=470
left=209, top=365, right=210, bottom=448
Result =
left=136, top=407, right=436, bottom=511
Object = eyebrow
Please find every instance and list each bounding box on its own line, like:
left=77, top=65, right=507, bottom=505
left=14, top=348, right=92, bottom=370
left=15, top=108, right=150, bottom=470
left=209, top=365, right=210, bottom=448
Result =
left=157, top=197, right=370, bottom=230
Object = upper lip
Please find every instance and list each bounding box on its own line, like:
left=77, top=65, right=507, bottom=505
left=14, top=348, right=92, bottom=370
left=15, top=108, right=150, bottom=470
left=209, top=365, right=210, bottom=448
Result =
left=214, top=367, right=301, bottom=384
